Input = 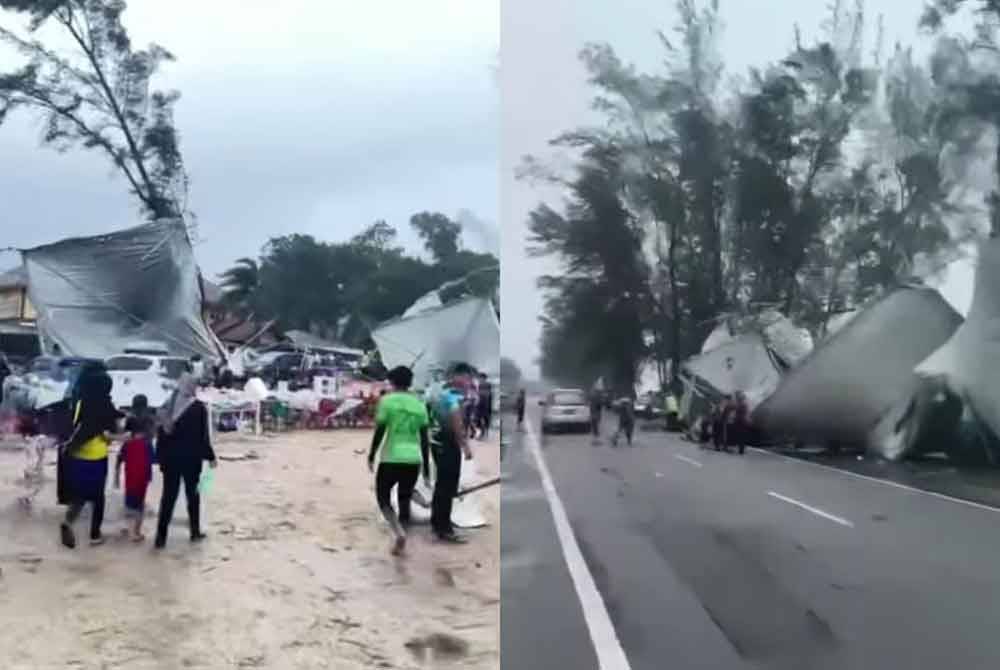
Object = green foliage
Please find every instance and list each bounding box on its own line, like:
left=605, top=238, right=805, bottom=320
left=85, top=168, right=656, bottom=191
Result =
left=0, top=0, right=191, bottom=224
left=220, top=215, right=498, bottom=348
left=531, top=0, right=977, bottom=386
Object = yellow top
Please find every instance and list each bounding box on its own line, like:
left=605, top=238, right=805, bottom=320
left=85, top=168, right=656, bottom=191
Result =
left=72, top=401, right=110, bottom=461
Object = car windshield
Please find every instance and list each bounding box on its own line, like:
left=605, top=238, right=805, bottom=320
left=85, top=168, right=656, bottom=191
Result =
left=552, top=391, right=586, bottom=406
left=160, top=358, right=191, bottom=380
left=106, top=356, right=154, bottom=372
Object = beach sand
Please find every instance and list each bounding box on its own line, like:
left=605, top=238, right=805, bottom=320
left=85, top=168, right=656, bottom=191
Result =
left=0, top=429, right=500, bottom=670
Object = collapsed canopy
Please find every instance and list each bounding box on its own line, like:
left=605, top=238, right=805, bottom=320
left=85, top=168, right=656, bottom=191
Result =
left=681, top=333, right=784, bottom=412
left=916, top=238, right=1000, bottom=442
left=753, top=286, right=962, bottom=448
left=372, top=296, right=499, bottom=389
left=22, top=221, right=223, bottom=361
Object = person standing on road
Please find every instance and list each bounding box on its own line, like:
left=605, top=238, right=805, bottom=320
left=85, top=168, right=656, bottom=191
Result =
left=368, top=366, right=431, bottom=556
left=515, top=389, right=526, bottom=430
left=60, top=370, right=122, bottom=549
left=430, top=369, right=474, bottom=544
left=154, top=374, right=217, bottom=549
left=611, top=394, right=636, bottom=447
left=732, top=391, right=750, bottom=455
left=588, top=388, right=603, bottom=439
left=711, top=401, right=725, bottom=451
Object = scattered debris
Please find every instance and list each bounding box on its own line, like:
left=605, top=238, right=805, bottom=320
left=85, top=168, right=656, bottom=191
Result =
left=405, top=633, right=470, bottom=661
left=219, top=450, right=261, bottom=462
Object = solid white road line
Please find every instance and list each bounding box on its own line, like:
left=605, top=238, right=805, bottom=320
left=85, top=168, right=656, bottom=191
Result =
left=767, top=491, right=854, bottom=528
left=751, top=447, right=1000, bottom=515
left=524, top=422, right=632, bottom=670
left=674, top=454, right=703, bottom=469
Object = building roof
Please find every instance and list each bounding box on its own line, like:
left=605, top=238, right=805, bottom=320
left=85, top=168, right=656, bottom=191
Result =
left=0, top=266, right=26, bottom=290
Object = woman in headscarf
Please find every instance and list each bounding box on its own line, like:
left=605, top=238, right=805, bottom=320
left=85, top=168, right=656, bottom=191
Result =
left=60, top=369, right=122, bottom=548
left=154, top=373, right=217, bottom=549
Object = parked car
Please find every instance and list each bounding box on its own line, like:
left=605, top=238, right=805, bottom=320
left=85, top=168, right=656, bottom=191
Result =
left=540, top=388, right=592, bottom=434
left=635, top=392, right=667, bottom=421
left=105, top=353, right=192, bottom=410
left=3, top=356, right=105, bottom=411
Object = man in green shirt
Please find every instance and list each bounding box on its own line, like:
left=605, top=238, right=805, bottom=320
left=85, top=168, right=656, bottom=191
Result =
left=368, top=365, right=430, bottom=556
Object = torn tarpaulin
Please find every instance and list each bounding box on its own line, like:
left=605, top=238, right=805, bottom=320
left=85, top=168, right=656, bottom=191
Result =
left=752, top=286, right=962, bottom=452
left=372, top=296, right=499, bottom=389
left=22, top=220, right=224, bottom=361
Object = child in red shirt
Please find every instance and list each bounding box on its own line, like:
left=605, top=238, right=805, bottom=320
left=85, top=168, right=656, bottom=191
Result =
left=115, top=395, right=156, bottom=542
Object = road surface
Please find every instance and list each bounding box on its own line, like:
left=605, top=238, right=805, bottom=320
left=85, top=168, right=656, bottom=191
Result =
left=500, top=404, right=1000, bottom=670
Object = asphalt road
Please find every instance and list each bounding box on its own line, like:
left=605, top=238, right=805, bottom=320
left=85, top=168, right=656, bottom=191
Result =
left=501, top=404, right=1000, bottom=670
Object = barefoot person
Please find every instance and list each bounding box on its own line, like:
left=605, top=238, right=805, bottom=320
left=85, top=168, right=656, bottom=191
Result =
left=114, top=394, right=156, bottom=542
left=154, top=374, right=217, bottom=549
left=367, top=366, right=431, bottom=556
left=60, top=370, right=122, bottom=549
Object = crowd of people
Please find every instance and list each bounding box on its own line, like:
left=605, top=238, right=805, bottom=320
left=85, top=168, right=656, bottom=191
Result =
left=12, top=354, right=492, bottom=558
left=695, top=391, right=751, bottom=455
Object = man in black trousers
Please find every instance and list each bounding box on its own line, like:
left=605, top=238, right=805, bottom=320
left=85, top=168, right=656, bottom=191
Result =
left=429, top=366, right=474, bottom=543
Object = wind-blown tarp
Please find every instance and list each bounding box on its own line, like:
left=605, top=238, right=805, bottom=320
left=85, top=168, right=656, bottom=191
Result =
left=372, top=297, right=499, bottom=389
left=22, top=221, right=223, bottom=361
left=916, top=238, right=1000, bottom=440
left=753, top=286, right=962, bottom=448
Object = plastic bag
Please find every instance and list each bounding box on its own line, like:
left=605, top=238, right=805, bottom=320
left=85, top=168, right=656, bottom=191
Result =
left=198, top=468, right=215, bottom=495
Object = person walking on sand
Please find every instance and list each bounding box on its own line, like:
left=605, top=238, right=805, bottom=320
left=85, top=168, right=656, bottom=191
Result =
left=115, top=395, right=157, bottom=542
left=368, top=366, right=431, bottom=556
left=60, top=371, right=122, bottom=549
left=154, top=374, right=217, bottom=549
left=477, top=374, right=493, bottom=440
left=430, top=368, right=474, bottom=544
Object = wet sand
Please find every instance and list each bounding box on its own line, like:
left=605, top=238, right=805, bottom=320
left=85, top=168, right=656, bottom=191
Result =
left=0, top=429, right=500, bottom=670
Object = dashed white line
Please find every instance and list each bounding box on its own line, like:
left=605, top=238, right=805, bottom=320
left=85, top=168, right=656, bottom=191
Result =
left=767, top=491, right=854, bottom=528
left=751, top=447, right=1000, bottom=515
left=674, top=454, right=703, bottom=469
left=524, top=422, right=632, bottom=670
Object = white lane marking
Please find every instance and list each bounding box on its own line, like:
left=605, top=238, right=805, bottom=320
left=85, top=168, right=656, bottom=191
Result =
left=751, top=447, right=1000, bottom=515
left=674, top=454, right=703, bottom=469
left=767, top=491, right=854, bottom=528
left=524, top=422, right=632, bottom=670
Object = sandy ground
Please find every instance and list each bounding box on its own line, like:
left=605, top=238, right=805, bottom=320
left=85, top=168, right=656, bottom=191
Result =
left=0, top=429, right=500, bottom=670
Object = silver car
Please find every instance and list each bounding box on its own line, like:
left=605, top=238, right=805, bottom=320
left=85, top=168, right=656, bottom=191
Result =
left=541, top=388, right=592, bottom=434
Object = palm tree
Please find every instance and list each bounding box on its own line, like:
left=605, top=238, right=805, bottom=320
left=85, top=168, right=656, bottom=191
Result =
left=219, top=257, right=260, bottom=314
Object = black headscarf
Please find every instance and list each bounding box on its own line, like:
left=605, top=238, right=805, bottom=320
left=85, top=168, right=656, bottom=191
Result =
left=66, top=371, right=121, bottom=455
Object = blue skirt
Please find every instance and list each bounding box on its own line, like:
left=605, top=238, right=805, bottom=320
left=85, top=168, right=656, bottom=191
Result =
left=67, top=457, right=108, bottom=502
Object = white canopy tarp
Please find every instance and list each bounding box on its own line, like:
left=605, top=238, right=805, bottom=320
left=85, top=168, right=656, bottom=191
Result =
left=372, top=296, right=499, bottom=389
left=916, top=238, right=1000, bottom=439
left=753, top=286, right=962, bottom=450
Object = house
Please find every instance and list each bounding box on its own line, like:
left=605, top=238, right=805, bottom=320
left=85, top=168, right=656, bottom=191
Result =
left=0, top=266, right=36, bottom=323
left=0, top=266, right=40, bottom=359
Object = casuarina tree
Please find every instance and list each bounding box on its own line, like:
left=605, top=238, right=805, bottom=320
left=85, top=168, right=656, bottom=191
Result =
left=0, top=0, right=192, bottom=225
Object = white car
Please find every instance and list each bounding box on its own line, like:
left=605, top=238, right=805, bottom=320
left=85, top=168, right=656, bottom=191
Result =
left=541, top=388, right=592, bottom=434
left=105, top=354, right=192, bottom=410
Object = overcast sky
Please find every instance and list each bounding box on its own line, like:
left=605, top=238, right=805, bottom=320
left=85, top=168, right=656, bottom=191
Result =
left=0, top=0, right=499, bottom=275
left=502, top=0, right=979, bottom=378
